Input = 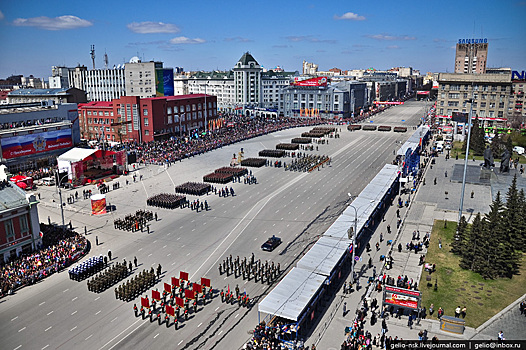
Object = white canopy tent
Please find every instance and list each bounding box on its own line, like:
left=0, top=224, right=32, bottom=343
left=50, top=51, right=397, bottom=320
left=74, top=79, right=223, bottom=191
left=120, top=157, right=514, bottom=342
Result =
left=296, top=236, right=351, bottom=277
left=258, top=267, right=326, bottom=322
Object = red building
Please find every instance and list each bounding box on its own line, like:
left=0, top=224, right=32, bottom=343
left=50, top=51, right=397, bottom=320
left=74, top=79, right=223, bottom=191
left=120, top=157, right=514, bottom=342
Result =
left=0, top=181, right=41, bottom=262
left=78, top=94, right=218, bottom=143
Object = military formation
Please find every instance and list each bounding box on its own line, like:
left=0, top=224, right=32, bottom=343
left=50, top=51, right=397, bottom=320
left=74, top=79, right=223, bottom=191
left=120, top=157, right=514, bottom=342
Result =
left=115, top=268, right=157, bottom=302
left=113, top=209, right=154, bottom=231
left=240, top=158, right=266, bottom=167
left=276, top=143, right=299, bottom=150
left=258, top=149, right=286, bottom=158
left=147, top=193, right=186, bottom=209
left=175, top=182, right=211, bottom=196
left=284, top=154, right=330, bottom=172
left=87, top=261, right=129, bottom=293
left=218, top=254, right=281, bottom=284
left=68, top=255, right=105, bottom=281
left=220, top=285, right=251, bottom=307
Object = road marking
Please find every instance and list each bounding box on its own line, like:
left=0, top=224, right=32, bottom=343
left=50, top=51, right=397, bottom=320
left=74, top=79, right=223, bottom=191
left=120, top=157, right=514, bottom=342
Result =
left=63, top=288, right=69, bottom=293
left=215, top=307, right=219, bottom=311
left=18, top=327, right=26, bottom=332
left=177, top=237, right=181, bottom=240
left=178, top=340, right=183, bottom=346
left=85, top=334, right=93, bottom=341
left=11, top=316, right=18, bottom=321
left=163, top=245, right=167, bottom=248
left=138, top=248, right=143, bottom=252
left=167, top=253, right=171, bottom=257
left=172, top=262, right=176, bottom=266
left=94, top=297, right=100, bottom=301
left=14, top=346, right=22, bottom=350
left=111, top=317, right=118, bottom=322
left=95, top=310, right=101, bottom=315
left=71, top=310, right=78, bottom=315
left=98, top=318, right=143, bottom=350
left=70, top=326, right=77, bottom=332
left=167, top=232, right=171, bottom=236
left=192, top=229, right=195, bottom=232
left=45, top=326, right=52, bottom=332
left=244, top=280, right=248, bottom=284
left=235, top=313, right=239, bottom=318
left=153, top=240, right=157, bottom=243
left=186, top=253, right=190, bottom=256
left=179, top=226, right=183, bottom=229
left=154, top=333, right=159, bottom=339
left=197, top=322, right=202, bottom=328
left=39, top=302, right=45, bottom=306
left=42, top=345, right=49, bottom=350
left=254, top=238, right=257, bottom=240
left=224, top=276, right=227, bottom=280
left=148, top=253, right=152, bottom=257
left=47, top=311, right=53, bottom=316
left=71, top=297, right=78, bottom=302
left=181, top=245, right=185, bottom=248
left=218, top=330, right=223, bottom=336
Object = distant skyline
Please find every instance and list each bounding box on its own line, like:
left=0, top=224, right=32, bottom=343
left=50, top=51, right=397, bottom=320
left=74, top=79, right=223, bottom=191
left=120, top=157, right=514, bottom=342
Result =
left=0, top=0, right=525, bottom=79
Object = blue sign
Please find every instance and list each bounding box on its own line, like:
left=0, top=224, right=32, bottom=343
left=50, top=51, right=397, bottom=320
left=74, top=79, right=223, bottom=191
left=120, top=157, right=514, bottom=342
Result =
left=163, top=69, right=174, bottom=96
left=458, top=38, right=487, bottom=44
left=512, top=71, right=525, bottom=81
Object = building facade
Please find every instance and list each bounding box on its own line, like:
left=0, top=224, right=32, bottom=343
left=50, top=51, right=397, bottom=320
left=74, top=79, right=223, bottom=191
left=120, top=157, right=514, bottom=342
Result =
left=78, top=94, right=218, bottom=143
left=436, top=72, right=511, bottom=127
left=0, top=183, right=41, bottom=263
left=84, top=67, right=126, bottom=102
left=7, top=88, right=87, bottom=105
left=454, top=39, right=488, bottom=74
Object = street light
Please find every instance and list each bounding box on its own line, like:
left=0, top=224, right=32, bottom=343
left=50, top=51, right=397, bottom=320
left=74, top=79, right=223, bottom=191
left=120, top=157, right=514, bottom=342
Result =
left=458, top=97, right=474, bottom=223
left=56, top=172, right=69, bottom=228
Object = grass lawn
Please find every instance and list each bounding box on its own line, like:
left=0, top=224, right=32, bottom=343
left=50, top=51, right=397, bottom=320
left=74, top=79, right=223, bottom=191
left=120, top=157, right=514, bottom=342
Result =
left=419, top=219, right=526, bottom=328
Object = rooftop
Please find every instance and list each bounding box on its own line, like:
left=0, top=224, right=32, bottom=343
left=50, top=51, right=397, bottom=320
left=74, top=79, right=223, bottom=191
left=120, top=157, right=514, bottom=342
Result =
left=8, top=88, right=73, bottom=96
left=145, top=94, right=213, bottom=101
left=237, top=52, right=259, bottom=66
left=78, top=101, right=113, bottom=109
left=0, top=181, right=28, bottom=213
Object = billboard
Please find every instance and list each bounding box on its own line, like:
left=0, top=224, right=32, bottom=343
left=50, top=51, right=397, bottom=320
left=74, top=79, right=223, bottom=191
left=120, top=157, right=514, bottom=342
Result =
left=291, top=77, right=328, bottom=87
left=1, top=129, right=72, bottom=159
left=155, top=69, right=165, bottom=97
left=383, top=286, right=420, bottom=310
left=374, top=101, right=404, bottom=105
left=163, top=69, right=174, bottom=96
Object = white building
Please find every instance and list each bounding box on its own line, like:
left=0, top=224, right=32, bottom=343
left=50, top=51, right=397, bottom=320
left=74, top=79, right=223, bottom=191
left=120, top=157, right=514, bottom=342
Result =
left=84, top=66, right=126, bottom=102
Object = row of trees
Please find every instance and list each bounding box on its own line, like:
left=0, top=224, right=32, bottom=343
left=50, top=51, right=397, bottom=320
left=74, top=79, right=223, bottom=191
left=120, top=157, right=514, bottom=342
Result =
left=452, top=175, right=525, bottom=279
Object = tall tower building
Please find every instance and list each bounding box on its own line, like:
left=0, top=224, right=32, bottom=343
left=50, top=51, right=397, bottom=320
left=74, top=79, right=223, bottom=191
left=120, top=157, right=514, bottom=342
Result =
left=454, top=39, right=488, bottom=74
left=233, top=52, right=262, bottom=106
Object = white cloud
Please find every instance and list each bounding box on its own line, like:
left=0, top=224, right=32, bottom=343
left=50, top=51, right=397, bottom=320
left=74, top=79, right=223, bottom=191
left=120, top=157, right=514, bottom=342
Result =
left=334, top=12, right=365, bottom=21
left=0, top=10, right=4, bottom=21
left=13, top=15, right=92, bottom=30
left=127, top=21, right=180, bottom=34
left=169, top=36, right=206, bottom=44
left=366, top=34, right=416, bottom=41
left=224, top=36, right=253, bottom=43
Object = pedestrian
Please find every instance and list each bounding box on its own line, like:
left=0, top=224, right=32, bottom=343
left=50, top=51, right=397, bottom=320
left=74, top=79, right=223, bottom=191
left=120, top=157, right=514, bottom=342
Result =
left=134, top=256, right=138, bottom=268
left=96, top=236, right=99, bottom=246
left=461, top=306, right=467, bottom=318
left=147, top=225, right=150, bottom=234
left=438, top=238, right=442, bottom=249
left=471, top=190, right=474, bottom=198
left=343, top=282, right=347, bottom=294
left=108, top=250, right=112, bottom=261
left=429, top=303, right=434, bottom=315
left=157, top=264, right=162, bottom=278
left=155, top=212, right=158, bottom=221
left=498, top=331, right=505, bottom=342
left=455, top=306, right=461, bottom=318
left=343, top=302, right=347, bottom=317
left=84, top=226, right=87, bottom=235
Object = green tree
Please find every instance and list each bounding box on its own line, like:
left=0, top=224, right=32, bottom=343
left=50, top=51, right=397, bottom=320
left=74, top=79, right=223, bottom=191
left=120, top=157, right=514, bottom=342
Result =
left=460, top=213, right=481, bottom=270
left=504, top=175, right=523, bottom=248
left=505, top=134, right=513, bottom=156
left=470, top=117, right=486, bottom=156
left=490, top=133, right=503, bottom=159
left=519, top=189, right=526, bottom=251
left=479, top=192, right=505, bottom=279
left=452, top=216, right=468, bottom=256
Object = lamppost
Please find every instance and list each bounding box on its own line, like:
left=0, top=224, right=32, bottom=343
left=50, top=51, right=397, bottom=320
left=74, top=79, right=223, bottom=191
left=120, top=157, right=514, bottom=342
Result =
left=458, top=97, right=474, bottom=223
left=347, top=204, right=358, bottom=283
left=56, top=172, right=69, bottom=228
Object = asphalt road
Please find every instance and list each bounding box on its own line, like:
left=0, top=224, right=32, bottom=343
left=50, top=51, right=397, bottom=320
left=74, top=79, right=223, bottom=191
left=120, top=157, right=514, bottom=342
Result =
left=0, top=100, right=428, bottom=350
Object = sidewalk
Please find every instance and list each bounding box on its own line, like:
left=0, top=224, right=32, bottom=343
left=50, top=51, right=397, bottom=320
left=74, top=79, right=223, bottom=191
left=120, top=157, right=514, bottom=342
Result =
left=312, top=142, right=505, bottom=348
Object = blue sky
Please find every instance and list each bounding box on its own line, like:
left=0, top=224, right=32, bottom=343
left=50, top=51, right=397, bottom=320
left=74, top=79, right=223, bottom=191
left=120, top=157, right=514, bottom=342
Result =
left=0, top=0, right=525, bottom=79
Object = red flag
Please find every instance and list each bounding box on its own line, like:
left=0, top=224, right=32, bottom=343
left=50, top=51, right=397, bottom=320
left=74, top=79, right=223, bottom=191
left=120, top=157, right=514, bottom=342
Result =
left=141, top=297, right=150, bottom=308
left=227, top=284, right=230, bottom=295
left=164, top=282, right=171, bottom=293
left=166, top=305, right=175, bottom=317
left=201, top=277, right=211, bottom=287
left=152, top=290, right=161, bottom=301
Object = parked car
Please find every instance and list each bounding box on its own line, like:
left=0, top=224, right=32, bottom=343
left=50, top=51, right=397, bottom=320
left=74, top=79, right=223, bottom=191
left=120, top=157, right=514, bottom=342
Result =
left=261, top=236, right=281, bottom=252
left=513, top=146, right=525, bottom=155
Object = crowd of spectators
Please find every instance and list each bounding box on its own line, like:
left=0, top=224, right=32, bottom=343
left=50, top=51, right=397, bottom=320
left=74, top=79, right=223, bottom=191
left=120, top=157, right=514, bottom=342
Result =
left=14, top=166, right=55, bottom=180
left=0, top=224, right=88, bottom=297
left=0, top=117, right=66, bottom=130
left=109, top=115, right=323, bottom=166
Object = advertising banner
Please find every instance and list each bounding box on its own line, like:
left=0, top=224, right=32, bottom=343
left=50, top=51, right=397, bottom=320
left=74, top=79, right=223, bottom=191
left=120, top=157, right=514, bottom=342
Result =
left=291, top=77, right=328, bottom=87
left=156, top=69, right=165, bottom=97
left=163, top=69, right=174, bottom=96
left=175, top=296, right=184, bottom=307
left=373, top=101, right=404, bottom=105
left=193, top=283, right=202, bottom=294
left=141, top=297, right=150, bottom=308
left=1, top=129, right=72, bottom=159
left=184, top=289, right=195, bottom=300
left=383, top=286, right=420, bottom=310
left=90, top=194, right=107, bottom=215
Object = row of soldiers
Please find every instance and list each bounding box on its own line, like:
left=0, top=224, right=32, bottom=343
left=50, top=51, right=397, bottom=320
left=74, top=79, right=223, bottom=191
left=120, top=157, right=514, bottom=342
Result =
left=115, top=268, right=157, bottom=302
left=147, top=193, right=186, bottom=209
left=220, top=289, right=251, bottom=307
left=114, top=210, right=154, bottom=231
left=218, top=255, right=281, bottom=284
left=284, top=154, right=330, bottom=172
left=87, top=261, right=129, bottom=293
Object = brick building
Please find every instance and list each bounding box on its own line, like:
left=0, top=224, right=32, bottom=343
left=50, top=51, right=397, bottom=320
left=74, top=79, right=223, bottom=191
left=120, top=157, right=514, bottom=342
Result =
left=0, top=180, right=41, bottom=262
left=78, top=94, right=218, bottom=143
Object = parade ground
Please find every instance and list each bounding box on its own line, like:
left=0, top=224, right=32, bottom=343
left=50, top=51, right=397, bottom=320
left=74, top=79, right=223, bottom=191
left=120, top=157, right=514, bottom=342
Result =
left=1, top=100, right=523, bottom=350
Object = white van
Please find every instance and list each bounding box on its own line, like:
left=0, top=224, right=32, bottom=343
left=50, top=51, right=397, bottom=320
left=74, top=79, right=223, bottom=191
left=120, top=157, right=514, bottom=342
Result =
left=513, top=146, right=525, bottom=155
left=42, top=177, right=55, bottom=186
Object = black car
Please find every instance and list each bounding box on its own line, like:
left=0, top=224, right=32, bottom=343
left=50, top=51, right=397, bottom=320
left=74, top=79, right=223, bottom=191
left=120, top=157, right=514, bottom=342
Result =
left=261, top=236, right=281, bottom=252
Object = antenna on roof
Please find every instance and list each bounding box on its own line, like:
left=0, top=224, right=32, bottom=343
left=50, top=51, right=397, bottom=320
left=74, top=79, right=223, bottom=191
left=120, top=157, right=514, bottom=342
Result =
left=90, top=45, right=96, bottom=70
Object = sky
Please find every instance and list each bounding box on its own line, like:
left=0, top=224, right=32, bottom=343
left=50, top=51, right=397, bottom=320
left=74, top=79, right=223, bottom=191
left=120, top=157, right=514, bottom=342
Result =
left=0, top=0, right=525, bottom=79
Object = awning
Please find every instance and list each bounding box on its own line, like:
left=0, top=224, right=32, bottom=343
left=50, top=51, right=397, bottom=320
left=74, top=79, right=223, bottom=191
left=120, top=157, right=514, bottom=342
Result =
left=296, top=236, right=351, bottom=277
left=58, top=148, right=97, bottom=162
left=258, top=267, right=326, bottom=322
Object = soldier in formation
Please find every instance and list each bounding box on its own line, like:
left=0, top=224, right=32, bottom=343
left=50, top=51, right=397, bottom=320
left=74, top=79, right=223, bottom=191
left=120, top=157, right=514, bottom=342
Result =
left=115, top=268, right=156, bottom=301
left=218, top=255, right=281, bottom=284
left=114, top=210, right=154, bottom=231
left=147, top=193, right=185, bottom=209
left=87, top=261, right=129, bottom=293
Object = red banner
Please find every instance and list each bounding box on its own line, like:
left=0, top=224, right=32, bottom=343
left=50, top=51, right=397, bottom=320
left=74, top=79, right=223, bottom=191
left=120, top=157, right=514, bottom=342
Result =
left=180, top=271, right=189, bottom=281
left=0, top=129, right=72, bottom=159
left=90, top=194, right=107, bottom=215
left=291, top=77, right=328, bottom=87
left=384, top=292, right=418, bottom=309
left=141, top=297, right=150, bottom=308
left=164, top=283, right=171, bottom=293
left=201, top=277, right=211, bottom=288
left=373, top=101, right=404, bottom=105
left=193, top=283, right=202, bottom=294
left=184, top=289, right=195, bottom=300
left=175, top=297, right=184, bottom=307
left=172, top=277, right=180, bottom=287
left=384, top=286, right=421, bottom=297
left=166, top=305, right=175, bottom=317
left=152, top=290, right=161, bottom=301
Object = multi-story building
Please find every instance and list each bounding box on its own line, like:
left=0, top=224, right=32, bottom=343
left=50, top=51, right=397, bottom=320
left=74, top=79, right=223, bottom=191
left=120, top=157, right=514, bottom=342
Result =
left=124, top=59, right=174, bottom=99
left=78, top=94, right=217, bottom=143
left=302, top=61, right=318, bottom=75
left=188, top=71, right=235, bottom=112
left=49, top=66, right=72, bottom=88
left=436, top=72, right=511, bottom=127
left=0, top=103, right=80, bottom=172
left=84, top=67, right=126, bottom=102
left=233, top=52, right=262, bottom=107
left=454, top=38, right=488, bottom=74
left=509, top=70, right=525, bottom=127
left=7, top=88, right=87, bottom=105
left=0, top=181, right=41, bottom=263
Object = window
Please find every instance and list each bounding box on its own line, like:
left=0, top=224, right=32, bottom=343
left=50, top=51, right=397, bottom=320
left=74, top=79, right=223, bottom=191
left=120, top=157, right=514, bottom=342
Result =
left=174, top=106, right=178, bottom=113
left=198, top=103, right=201, bottom=110
left=144, top=118, right=149, bottom=126
left=186, top=105, right=190, bottom=112
left=167, top=107, right=172, bottom=114
left=4, top=219, right=14, bottom=237
left=450, top=84, right=460, bottom=91
left=143, top=109, right=148, bottom=116
left=168, top=115, right=173, bottom=124
left=448, top=93, right=460, bottom=99
left=145, top=130, right=149, bottom=135
left=192, top=104, right=196, bottom=111
left=104, top=111, right=109, bottom=116
left=19, top=216, right=28, bottom=233
left=87, top=111, right=92, bottom=115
